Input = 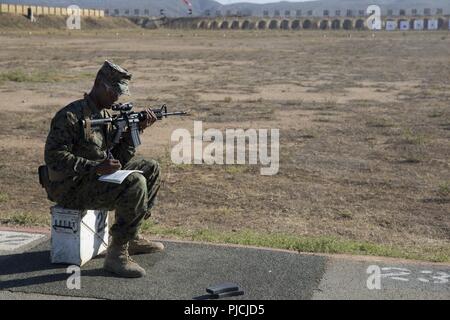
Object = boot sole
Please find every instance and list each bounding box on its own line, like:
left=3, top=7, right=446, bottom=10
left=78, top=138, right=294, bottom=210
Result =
left=128, top=248, right=165, bottom=255
left=103, top=265, right=146, bottom=278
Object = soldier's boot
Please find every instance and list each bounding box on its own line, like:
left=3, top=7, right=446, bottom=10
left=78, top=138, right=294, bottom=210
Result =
left=103, top=240, right=146, bottom=278
left=128, top=234, right=165, bottom=255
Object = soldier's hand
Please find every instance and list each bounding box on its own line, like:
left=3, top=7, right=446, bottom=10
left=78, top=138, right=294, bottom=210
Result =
left=140, top=108, right=157, bottom=131
left=96, top=159, right=122, bottom=175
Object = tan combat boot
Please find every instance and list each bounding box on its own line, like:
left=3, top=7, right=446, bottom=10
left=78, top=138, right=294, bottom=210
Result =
left=128, top=234, right=165, bottom=255
left=103, top=241, right=146, bottom=278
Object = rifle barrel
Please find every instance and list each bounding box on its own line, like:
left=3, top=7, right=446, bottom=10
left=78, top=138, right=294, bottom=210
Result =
left=161, top=112, right=187, bottom=117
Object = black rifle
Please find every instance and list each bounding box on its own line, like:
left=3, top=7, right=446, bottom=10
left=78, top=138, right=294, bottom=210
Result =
left=82, top=103, right=187, bottom=149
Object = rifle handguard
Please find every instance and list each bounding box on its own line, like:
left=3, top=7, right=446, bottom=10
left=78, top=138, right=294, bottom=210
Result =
left=81, top=102, right=187, bottom=149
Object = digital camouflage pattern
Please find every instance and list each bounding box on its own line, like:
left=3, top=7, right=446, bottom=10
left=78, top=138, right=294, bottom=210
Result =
left=44, top=93, right=160, bottom=244
left=97, top=60, right=132, bottom=96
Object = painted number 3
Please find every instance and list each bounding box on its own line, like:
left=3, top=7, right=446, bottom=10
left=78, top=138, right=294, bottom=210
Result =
left=381, top=267, right=450, bottom=284
left=418, top=271, right=450, bottom=284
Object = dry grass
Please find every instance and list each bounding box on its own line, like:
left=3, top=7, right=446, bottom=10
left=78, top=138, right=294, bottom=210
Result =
left=0, top=28, right=449, bottom=261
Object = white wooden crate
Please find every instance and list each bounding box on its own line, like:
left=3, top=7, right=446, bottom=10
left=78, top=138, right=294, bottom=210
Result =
left=51, top=206, right=109, bottom=266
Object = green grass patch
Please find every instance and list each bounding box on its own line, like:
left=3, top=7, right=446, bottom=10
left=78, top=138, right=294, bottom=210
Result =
left=336, top=210, right=353, bottom=220
left=76, top=71, right=96, bottom=80
left=225, top=165, right=249, bottom=174
left=438, top=181, right=450, bottom=197
left=0, top=192, right=9, bottom=203
left=141, top=222, right=450, bottom=263
left=0, top=68, right=63, bottom=83
left=401, top=128, right=427, bottom=145
left=0, top=212, right=49, bottom=227
left=0, top=68, right=92, bottom=84
left=428, top=111, right=444, bottom=118
left=366, top=118, right=394, bottom=128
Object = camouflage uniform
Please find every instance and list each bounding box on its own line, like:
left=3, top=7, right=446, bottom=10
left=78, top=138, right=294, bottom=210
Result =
left=44, top=61, right=160, bottom=245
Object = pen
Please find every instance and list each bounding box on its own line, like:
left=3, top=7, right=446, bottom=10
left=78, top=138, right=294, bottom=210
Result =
left=107, top=148, right=114, bottom=160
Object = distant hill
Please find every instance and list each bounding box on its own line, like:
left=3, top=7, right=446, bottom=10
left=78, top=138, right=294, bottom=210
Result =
left=0, top=13, right=139, bottom=29
left=5, top=0, right=450, bottom=17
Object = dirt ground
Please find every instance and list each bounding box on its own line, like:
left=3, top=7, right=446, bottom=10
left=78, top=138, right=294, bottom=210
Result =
left=0, top=27, right=449, bottom=259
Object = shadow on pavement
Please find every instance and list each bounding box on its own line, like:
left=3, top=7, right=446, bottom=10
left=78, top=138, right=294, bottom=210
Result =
left=0, top=241, right=328, bottom=299
left=0, top=250, right=57, bottom=276
left=0, top=250, right=110, bottom=290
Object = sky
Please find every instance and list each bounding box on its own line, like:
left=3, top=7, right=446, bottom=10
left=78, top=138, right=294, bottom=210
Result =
left=215, top=0, right=314, bottom=4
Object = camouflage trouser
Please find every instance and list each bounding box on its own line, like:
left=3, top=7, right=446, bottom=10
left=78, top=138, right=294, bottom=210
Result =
left=52, top=158, right=161, bottom=245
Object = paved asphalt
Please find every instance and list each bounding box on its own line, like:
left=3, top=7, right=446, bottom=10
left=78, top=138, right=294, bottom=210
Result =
left=0, top=236, right=327, bottom=300
left=0, top=235, right=448, bottom=300
left=313, top=257, right=450, bottom=300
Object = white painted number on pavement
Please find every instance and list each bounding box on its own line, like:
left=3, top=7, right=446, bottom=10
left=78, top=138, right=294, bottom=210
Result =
left=381, top=267, right=449, bottom=284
